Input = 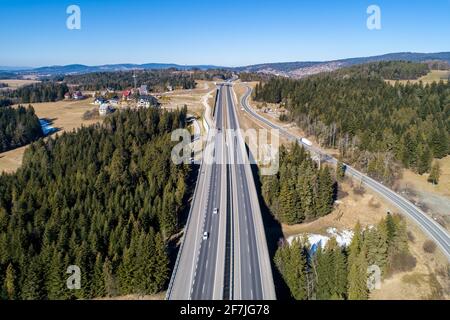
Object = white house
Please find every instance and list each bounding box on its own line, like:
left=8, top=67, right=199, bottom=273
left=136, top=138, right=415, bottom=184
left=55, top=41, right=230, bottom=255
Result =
left=108, top=97, right=120, bottom=106
left=99, top=103, right=112, bottom=116
left=139, top=85, right=148, bottom=96
left=137, top=95, right=159, bottom=109
left=94, top=97, right=106, bottom=105
left=73, top=91, right=84, bottom=100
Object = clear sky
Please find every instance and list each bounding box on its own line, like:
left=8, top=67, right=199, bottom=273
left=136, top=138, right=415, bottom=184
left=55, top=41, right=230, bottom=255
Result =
left=0, top=0, right=449, bottom=67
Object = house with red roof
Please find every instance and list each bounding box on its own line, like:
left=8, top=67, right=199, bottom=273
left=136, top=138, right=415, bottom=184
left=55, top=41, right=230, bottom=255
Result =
left=122, top=89, right=133, bottom=101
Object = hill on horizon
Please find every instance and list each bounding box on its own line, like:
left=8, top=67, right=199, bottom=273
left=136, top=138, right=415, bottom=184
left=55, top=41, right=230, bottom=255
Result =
left=236, top=52, right=450, bottom=78
left=2, top=63, right=225, bottom=77
left=1, top=52, right=449, bottom=78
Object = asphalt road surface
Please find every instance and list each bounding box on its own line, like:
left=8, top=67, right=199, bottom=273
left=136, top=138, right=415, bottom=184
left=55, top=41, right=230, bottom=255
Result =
left=167, top=83, right=276, bottom=300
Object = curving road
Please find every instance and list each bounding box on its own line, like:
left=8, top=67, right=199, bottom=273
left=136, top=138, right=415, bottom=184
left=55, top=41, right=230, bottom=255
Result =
left=239, top=84, right=450, bottom=261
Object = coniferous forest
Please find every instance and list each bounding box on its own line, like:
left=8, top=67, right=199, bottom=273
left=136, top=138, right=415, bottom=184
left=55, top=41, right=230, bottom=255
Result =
left=0, top=105, right=44, bottom=153
left=275, top=214, right=412, bottom=300
left=63, top=70, right=197, bottom=92
left=62, top=69, right=233, bottom=92
left=0, top=107, right=190, bottom=299
left=1, top=82, right=69, bottom=104
left=262, top=143, right=336, bottom=225
left=254, top=62, right=450, bottom=184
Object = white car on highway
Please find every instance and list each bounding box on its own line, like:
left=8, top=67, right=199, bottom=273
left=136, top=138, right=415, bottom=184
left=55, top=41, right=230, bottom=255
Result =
left=203, top=232, right=209, bottom=240
left=213, top=208, right=219, bottom=215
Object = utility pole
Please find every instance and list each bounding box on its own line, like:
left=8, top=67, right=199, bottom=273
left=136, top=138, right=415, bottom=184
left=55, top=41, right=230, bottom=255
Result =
left=133, top=71, right=137, bottom=90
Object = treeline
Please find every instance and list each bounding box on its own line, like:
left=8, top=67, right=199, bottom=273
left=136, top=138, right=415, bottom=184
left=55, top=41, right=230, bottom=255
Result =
left=239, top=72, right=275, bottom=82
left=1, top=82, right=69, bottom=104
left=0, top=73, right=15, bottom=80
left=262, top=143, right=336, bottom=225
left=425, top=60, right=450, bottom=71
left=191, top=70, right=234, bottom=81
left=333, top=61, right=430, bottom=80
left=275, top=214, right=412, bottom=300
left=0, top=105, right=43, bottom=153
left=254, top=70, right=450, bottom=184
left=0, top=107, right=190, bottom=300
left=64, top=70, right=197, bottom=92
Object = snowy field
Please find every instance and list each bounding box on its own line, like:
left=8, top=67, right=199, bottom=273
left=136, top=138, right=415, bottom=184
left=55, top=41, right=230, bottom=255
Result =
left=287, top=227, right=354, bottom=249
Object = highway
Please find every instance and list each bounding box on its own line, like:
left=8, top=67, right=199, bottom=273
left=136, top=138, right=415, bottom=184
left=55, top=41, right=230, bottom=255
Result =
left=239, top=84, right=450, bottom=261
left=224, top=83, right=276, bottom=300
left=167, top=85, right=227, bottom=300
left=167, top=83, right=276, bottom=300
left=190, top=86, right=227, bottom=299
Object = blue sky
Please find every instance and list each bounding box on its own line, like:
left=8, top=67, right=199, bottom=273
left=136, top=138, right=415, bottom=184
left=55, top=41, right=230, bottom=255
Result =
left=0, top=0, right=449, bottom=67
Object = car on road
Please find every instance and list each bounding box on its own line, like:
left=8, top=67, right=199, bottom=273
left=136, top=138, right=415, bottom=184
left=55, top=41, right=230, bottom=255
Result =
left=213, top=208, right=219, bottom=215
left=203, top=232, right=209, bottom=240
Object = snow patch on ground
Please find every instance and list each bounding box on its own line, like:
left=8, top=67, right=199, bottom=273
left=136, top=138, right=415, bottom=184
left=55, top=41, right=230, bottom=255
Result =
left=287, top=227, right=354, bottom=249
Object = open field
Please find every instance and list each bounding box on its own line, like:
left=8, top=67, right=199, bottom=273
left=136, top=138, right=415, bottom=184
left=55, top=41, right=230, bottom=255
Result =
left=282, top=179, right=392, bottom=238
left=0, top=98, right=100, bottom=173
left=233, top=82, right=294, bottom=147
left=371, top=220, right=450, bottom=300
left=0, top=79, right=40, bottom=89
left=420, top=70, right=450, bottom=83
left=398, top=156, right=450, bottom=198
left=385, top=70, right=449, bottom=85
left=394, top=156, right=450, bottom=231
left=159, top=80, right=216, bottom=118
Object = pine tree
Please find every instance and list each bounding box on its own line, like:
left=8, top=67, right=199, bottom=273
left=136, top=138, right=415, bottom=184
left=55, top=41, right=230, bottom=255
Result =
left=21, top=257, right=44, bottom=300
left=317, top=167, right=335, bottom=217
left=117, top=234, right=138, bottom=295
left=364, top=226, right=388, bottom=274
left=91, top=253, right=106, bottom=298
left=430, top=129, right=449, bottom=159
left=4, top=263, right=16, bottom=300
left=417, top=145, right=432, bottom=175
left=315, top=246, right=333, bottom=300
left=287, top=239, right=308, bottom=300
left=348, top=222, right=362, bottom=268
left=333, top=246, right=348, bottom=299
left=134, top=231, right=154, bottom=295
left=347, top=248, right=368, bottom=300
left=74, top=241, right=92, bottom=299
left=299, top=176, right=314, bottom=221
left=103, top=258, right=116, bottom=297
left=336, top=160, right=346, bottom=181
left=152, top=232, right=169, bottom=293
left=428, top=162, right=441, bottom=185
left=390, top=215, right=409, bottom=255
left=275, top=239, right=308, bottom=300
left=46, top=250, right=66, bottom=300
left=279, top=178, right=297, bottom=224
